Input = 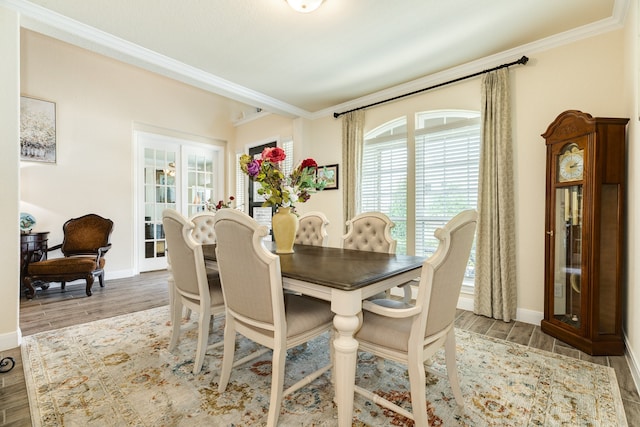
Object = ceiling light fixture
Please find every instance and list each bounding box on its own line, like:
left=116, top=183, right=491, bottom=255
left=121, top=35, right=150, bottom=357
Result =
left=286, top=0, right=324, bottom=13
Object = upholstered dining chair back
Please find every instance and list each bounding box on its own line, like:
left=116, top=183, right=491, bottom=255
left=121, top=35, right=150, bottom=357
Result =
left=342, top=211, right=396, bottom=254
left=353, top=209, right=478, bottom=425
left=213, top=208, right=334, bottom=427
left=422, top=210, right=478, bottom=337
left=214, top=209, right=279, bottom=324
left=190, top=211, right=217, bottom=244
left=295, top=211, right=330, bottom=247
left=343, top=211, right=408, bottom=301
left=162, top=209, right=225, bottom=374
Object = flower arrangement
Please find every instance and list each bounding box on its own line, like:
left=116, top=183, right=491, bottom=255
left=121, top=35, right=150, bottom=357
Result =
left=206, top=196, right=235, bottom=212
left=239, top=147, right=326, bottom=208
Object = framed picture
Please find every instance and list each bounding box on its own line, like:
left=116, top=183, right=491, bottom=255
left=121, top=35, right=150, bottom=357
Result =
left=318, top=164, right=339, bottom=190
left=20, top=96, right=56, bottom=163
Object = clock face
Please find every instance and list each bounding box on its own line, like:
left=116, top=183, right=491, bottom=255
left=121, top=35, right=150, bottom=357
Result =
left=558, top=146, right=584, bottom=182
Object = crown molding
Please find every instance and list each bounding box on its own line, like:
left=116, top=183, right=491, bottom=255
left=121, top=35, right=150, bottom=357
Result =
left=2, top=0, right=629, bottom=121
left=1, top=0, right=310, bottom=118
left=319, top=0, right=629, bottom=120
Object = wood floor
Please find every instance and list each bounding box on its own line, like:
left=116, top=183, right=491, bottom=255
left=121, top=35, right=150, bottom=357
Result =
left=1, top=271, right=639, bottom=426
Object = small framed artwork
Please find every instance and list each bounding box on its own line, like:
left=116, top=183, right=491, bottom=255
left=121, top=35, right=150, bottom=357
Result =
left=318, top=164, right=339, bottom=190
left=20, top=96, right=56, bottom=163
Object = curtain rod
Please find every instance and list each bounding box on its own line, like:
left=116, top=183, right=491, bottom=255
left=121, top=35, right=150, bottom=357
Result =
left=333, top=55, right=529, bottom=119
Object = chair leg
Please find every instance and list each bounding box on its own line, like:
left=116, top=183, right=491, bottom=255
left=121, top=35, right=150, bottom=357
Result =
left=61, top=281, right=66, bottom=291
left=99, top=271, right=105, bottom=287
left=193, top=307, right=211, bottom=374
left=445, top=329, right=464, bottom=406
left=267, top=343, right=286, bottom=427
left=400, top=283, right=413, bottom=303
left=218, top=317, right=237, bottom=392
left=85, top=275, right=94, bottom=296
left=169, top=293, right=182, bottom=351
left=408, top=350, right=429, bottom=426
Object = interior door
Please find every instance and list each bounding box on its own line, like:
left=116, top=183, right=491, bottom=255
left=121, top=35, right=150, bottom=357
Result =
left=138, top=134, right=179, bottom=272
left=136, top=132, right=223, bottom=272
left=248, top=142, right=276, bottom=237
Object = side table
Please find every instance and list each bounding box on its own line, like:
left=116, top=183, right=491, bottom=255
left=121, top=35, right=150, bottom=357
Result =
left=20, top=231, right=50, bottom=298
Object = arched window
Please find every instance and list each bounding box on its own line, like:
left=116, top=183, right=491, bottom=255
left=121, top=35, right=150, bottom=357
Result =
left=362, top=110, right=479, bottom=282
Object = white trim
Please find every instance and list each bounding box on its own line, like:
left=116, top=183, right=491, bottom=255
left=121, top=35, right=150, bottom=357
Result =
left=1, top=0, right=629, bottom=119
left=0, top=329, right=20, bottom=352
left=3, top=0, right=305, bottom=118
left=625, top=331, right=640, bottom=398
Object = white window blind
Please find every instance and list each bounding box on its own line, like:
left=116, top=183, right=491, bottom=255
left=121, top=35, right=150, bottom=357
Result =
left=362, top=118, right=408, bottom=253
left=361, top=111, right=479, bottom=283
left=282, top=138, right=294, bottom=175
left=235, top=152, right=246, bottom=211
left=415, top=114, right=480, bottom=281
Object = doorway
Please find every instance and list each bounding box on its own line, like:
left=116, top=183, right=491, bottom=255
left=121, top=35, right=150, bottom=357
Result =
left=135, top=131, right=224, bottom=272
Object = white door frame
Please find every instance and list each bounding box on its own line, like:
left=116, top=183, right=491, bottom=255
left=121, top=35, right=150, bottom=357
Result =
left=133, top=129, right=225, bottom=273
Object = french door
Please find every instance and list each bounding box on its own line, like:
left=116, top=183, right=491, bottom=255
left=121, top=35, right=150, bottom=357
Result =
left=136, top=131, right=223, bottom=272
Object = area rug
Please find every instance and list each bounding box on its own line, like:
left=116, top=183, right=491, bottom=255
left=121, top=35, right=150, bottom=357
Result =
left=22, top=306, right=627, bottom=426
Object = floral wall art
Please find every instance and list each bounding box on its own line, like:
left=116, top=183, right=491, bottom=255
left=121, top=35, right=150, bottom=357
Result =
left=20, top=96, right=56, bottom=163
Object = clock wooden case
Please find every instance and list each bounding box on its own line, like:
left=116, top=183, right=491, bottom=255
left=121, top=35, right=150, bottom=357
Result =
left=541, top=110, right=628, bottom=356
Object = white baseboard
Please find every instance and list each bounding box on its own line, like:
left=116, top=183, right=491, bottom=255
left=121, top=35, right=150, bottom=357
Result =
left=624, top=331, right=640, bottom=396
left=393, top=285, right=544, bottom=326
left=0, top=329, right=21, bottom=352
left=105, top=268, right=137, bottom=280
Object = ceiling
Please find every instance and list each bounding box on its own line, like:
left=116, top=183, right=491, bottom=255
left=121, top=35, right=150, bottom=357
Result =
left=6, top=0, right=627, bottom=119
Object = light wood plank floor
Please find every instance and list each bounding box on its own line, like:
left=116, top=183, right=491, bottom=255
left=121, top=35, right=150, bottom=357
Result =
left=1, top=271, right=639, bottom=426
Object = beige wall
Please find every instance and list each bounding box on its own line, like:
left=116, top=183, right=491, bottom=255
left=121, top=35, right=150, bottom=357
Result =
left=19, top=30, right=244, bottom=278
left=0, top=7, right=21, bottom=350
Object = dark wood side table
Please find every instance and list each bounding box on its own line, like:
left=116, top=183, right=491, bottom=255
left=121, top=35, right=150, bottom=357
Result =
left=20, top=231, right=50, bottom=298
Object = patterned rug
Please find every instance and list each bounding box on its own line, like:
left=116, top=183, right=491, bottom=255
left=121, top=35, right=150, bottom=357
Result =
left=22, top=306, right=627, bottom=426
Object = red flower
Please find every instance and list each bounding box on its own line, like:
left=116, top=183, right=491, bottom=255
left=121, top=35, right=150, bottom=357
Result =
left=299, top=158, right=318, bottom=170
left=261, top=147, right=286, bottom=163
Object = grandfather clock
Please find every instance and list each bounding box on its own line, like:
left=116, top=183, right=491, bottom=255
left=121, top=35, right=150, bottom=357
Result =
left=541, top=110, right=628, bottom=356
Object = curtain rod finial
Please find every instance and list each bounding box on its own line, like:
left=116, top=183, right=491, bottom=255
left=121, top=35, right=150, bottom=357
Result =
left=519, top=56, right=529, bottom=65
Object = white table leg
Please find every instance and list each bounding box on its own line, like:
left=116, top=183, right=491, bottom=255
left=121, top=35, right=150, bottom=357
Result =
left=331, top=290, right=362, bottom=427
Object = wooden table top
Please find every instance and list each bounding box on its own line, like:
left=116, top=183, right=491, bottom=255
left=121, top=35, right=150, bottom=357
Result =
left=203, top=243, right=424, bottom=292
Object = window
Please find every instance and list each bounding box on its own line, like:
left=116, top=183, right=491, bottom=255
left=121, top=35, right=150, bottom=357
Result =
left=235, top=152, right=246, bottom=210
left=362, top=110, right=479, bottom=283
left=361, top=118, right=408, bottom=253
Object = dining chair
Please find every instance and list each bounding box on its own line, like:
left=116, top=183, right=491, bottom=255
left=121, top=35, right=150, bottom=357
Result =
left=295, top=211, right=330, bottom=246
left=162, top=209, right=225, bottom=374
left=353, top=209, right=478, bottom=426
left=342, top=211, right=412, bottom=302
left=175, top=211, right=218, bottom=320
left=213, top=209, right=334, bottom=427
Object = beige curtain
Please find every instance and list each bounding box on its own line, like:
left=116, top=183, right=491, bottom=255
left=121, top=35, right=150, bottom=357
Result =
left=341, top=110, right=365, bottom=231
left=474, top=68, right=517, bottom=322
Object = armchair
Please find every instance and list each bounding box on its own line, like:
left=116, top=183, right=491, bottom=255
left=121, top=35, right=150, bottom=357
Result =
left=163, top=209, right=225, bottom=374
left=214, top=209, right=334, bottom=427
left=354, top=210, right=478, bottom=425
left=24, top=214, right=113, bottom=297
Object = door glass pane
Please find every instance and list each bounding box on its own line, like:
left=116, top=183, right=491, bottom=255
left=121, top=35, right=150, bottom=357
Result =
left=186, top=152, right=216, bottom=216
left=143, top=148, right=176, bottom=260
left=553, top=185, right=582, bottom=328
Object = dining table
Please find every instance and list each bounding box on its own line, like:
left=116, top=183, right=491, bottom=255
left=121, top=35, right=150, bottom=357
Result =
left=203, top=242, right=424, bottom=427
